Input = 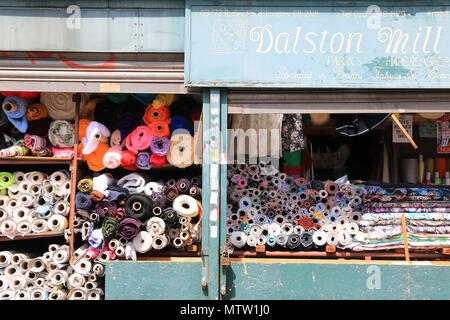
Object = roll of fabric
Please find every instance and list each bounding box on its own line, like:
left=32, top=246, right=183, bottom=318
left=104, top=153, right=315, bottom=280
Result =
left=67, top=288, right=87, bottom=300
left=95, top=200, right=117, bottom=219
left=102, top=147, right=122, bottom=169
left=47, top=215, right=68, bottom=232
left=106, top=185, right=129, bottom=202
left=48, top=120, right=75, bottom=148
left=0, top=140, right=29, bottom=158
left=124, top=193, right=152, bottom=223
left=152, top=234, right=169, bottom=250
left=149, top=154, right=167, bottom=167
left=132, top=231, right=153, bottom=253
left=143, top=104, right=171, bottom=126
left=40, top=92, right=89, bottom=120
left=0, top=218, right=17, bottom=238
left=144, top=182, right=164, bottom=196
left=117, top=114, right=140, bottom=141
left=75, top=192, right=93, bottom=212
left=146, top=217, right=165, bottom=236
left=102, top=217, right=119, bottom=239
left=166, top=129, right=194, bottom=168
left=82, top=141, right=109, bottom=172
left=31, top=219, right=48, bottom=233
left=120, top=150, right=138, bottom=171
left=1, top=96, right=29, bottom=133
left=77, top=177, right=93, bottom=193
left=117, top=218, right=142, bottom=240
left=118, top=173, right=148, bottom=193
left=12, top=207, right=31, bottom=221
left=125, top=126, right=153, bottom=154
left=150, top=136, right=170, bottom=156
left=81, top=121, right=111, bottom=155
left=24, top=135, right=48, bottom=155
left=26, top=103, right=48, bottom=121
left=1, top=91, right=40, bottom=99
left=0, top=172, right=14, bottom=190
left=176, top=178, right=191, bottom=194
left=173, top=195, right=199, bottom=218
left=136, top=152, right=152, bottom=170
left=89, top=190, right=104, bottom=202
left=169, top=116, right=194, bottom=135
left=149, top=121, right=170, bottom=138
left=165, top=185, right=179, bottom=202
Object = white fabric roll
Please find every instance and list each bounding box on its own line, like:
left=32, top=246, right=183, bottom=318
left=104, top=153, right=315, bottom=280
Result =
left=42, top=252, right=53, bottom=263
left=93, top=173, right=116, bottom=196
left=53, top=246, right=70, bottom=265
left=5, top=198, right=18, bottom=214
left=249, top=224, right=262, bottom=236
left=313, top=230, right=328, bottom=246
left=4, top=264, right=20, bottom=277
left=18, top=182, right=30, bottom=194
left=326, top=232, right=339, bottom=246
left=48, top=289, right=67, bottom=300
left=87, top=288, right=103, bottom=300
left=17, top=220, right=32, bottom=235
left=48, top=270, right=68, bottom=286
left=173, top=237, right=185, bottom=249
left=0, top=251, right=12, bottom=268
left=246, top=235, right=257, bottom=247
left=14, top=289, right=29, bottom=300
left=47, top=215, right=68, bottom=232
left=133, top=231, right=153, bottom=253
left=92, top=263, right=105, bottom=277
left=125, top=241, right=137, bottom=261
left=117, top=173, right=147, bottom=193
left=346, top=222, right=359, bottom=235
left=31, top=219, right=49, bottom=233
left=0, top=275, right=9, bottom=291
left=143, top=181, right=164, bottom=196
left=173, top=195, right=199, bottom=218
left=338, top=229, right=352, bottom=246
left=293, top=225, right=305, bottom=235
left=11, top=253, right=28, bottom=265
left=7, top=185, right=20, bottom=199
left=29, top=183, right=42, bottom=196
left=230, top=231, right=247, bottom=248
left=29, top=258, right=46, bottom=273
left=68, top=288, right=87, bottom=300
left=40, top=92, right=90, bottom=120
left=281, top=223, right=294, bottom=235
left=0, top=218, right=17, bottom=238
left=146, top=217, right=166, bottom=236
left=49, top=171, right=70, bottom=187
left=0, top=197, right=9, bottom=210
left=115, top=246, right=126, bottom=258
left=52, top=200, right=70, bottom=217
left=68, top=272, right=85, bottom=289
left=72, top=258, right=92, bottom=277
left=24, top=270, right=37, bottom=282
left=17, top=193, right=35, bottom=208
left=72, top=243, right=89, bottom=262
left=9, top=274, right=26, bottom=290
left=0, top=290, right=13, bottom=300
left=12, top=207, right=31, bottom=222
left=13, top=171, right=25, bottom=184
left=152, top=234, right=169, bottom=250
left=29, top=287, right=46, bottom=300
left=268, top=223, right=282, bottom=237
left=24, top=171, right=46, bottom=184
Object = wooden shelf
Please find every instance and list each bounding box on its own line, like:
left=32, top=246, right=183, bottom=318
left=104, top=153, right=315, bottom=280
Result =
left=0, top=156, right=73, bottom=165
left=0, top=231, right=65, bottom=242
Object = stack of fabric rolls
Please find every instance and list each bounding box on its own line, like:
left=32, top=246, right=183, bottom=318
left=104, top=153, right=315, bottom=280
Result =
left=0, top=244, right=75, bottom=300
left=226, top=163, right=363, bottom=252
left=78, top=93, right=201, bottom=172
left=0, top=91, right=91, bottom=158
left=0, top=171, right=71, bottom=238
left=346, top=183, right=450, bottom=251
left=73, top=172, right=202, bottom=260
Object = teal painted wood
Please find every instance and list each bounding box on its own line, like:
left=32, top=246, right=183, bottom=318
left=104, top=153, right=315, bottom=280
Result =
left=185, top=0, right=450, bottom=88
left=224, top=261, right=450, bottom=300
left=0, top=6, right=184, bottom=52
left=105, top=261, right=206, bottom=300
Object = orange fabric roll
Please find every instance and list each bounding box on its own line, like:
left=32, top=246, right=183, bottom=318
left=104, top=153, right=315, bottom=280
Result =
left=143, top=105, right=171, bottom=126
left=79, top=119, right=91, bottom=140
left=149, top=121, right=170, bottom=138
left=435, top=158, right=447, bottom=178
left=83, top=141, right=109, bottom=172
left=152, top=94, right=175, bottom=109
left=26, top=103, right=48, bottom=121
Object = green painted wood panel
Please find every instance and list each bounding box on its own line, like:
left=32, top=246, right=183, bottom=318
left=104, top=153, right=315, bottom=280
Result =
left=224, top=261, right=450, bottom=300
left=105, top=261, right=207, bottom=300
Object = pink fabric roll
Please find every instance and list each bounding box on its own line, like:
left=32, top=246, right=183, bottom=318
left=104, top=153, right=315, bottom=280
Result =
left=125, top=126, right=153, bottom=154
left=103, top=148, right=122, bottom=169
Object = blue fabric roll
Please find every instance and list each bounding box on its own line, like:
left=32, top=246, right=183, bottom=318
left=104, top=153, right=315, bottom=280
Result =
left=75, top=192, right=94, bottom=211
left=1, top=96, right=29, bottom=133
left=106, top=185, right=130, bottom=202
left=169, top=116, right=194, bottom=135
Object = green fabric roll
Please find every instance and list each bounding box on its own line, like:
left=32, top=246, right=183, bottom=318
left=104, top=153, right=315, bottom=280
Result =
left=77, top=177, right=94, bottom=193
left=283, top=150, right=302, bottom=167
left=0, top=172, right=14, bottom=190
left=102, top=217, right=119, bottom=238
left=106, top=93, right=130, bottom=104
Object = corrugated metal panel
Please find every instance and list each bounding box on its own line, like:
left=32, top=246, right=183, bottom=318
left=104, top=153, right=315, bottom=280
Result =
left=0, top=52, right=192, bottom=93
left=228, top=89, right=450, bottom=114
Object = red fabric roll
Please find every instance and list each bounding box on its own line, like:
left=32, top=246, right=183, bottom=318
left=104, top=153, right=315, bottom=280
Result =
left=149, top=121, right=170, bottom=138
left=121, top=150, right=138, bottom=171
left=143, top=105, right=171, bottom=125
left=150, top=153, right=167, bottom=167
left=1, top=91, right=40, bottom=99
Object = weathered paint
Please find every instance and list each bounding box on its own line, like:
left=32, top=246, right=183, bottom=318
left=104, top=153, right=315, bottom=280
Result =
left=185, top=0, right=450, bottom=88
left=223, top=259, right=450, bottom=300
left=0, top=3, right=184, bottom=52
left=105, top=259, right=207, bottom=300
